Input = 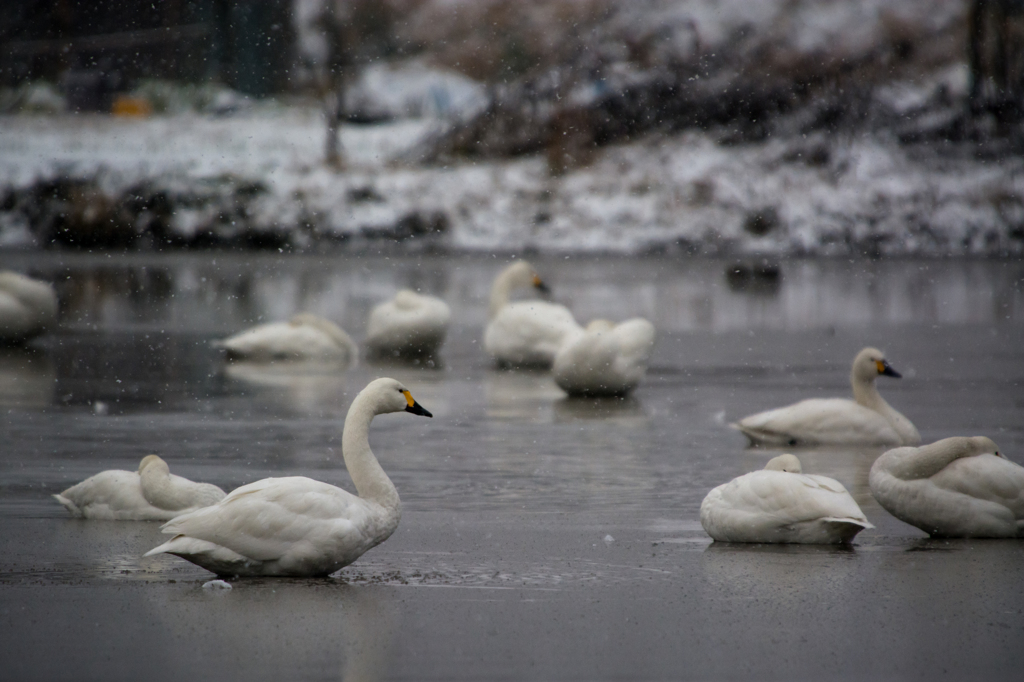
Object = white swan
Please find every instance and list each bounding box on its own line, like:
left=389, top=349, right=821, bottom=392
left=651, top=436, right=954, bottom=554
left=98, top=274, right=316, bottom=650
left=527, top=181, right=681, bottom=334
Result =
left=144, top=378, right=432, bottom=577
left=53, top=455, right=226, bottom=521
left=700, top=454, right=874, bottom=544
left=869, top=436, right=1024, bottom=538
left=0, top=271, right=58, bottom=344
left=552, top=318, right=656, bottom=396
left=484, top=261, right=581, bottom=368
left=365, top=289, right=451, bottom=359
left=732, top=347, right=920, bottom=447
left=215, top=313, right=358, bottom=363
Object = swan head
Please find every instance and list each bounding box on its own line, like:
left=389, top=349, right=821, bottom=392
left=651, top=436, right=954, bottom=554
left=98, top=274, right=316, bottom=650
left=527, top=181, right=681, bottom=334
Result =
left=968, top=436, right=1002, bottom=458
left=362, top=377, right=432, bottom=418
left=764, top=454, right=802, bottom=473
left=853, top=347, right=901, bottom=383
left=501, top=261, right=549, bottom=293
left=138, top=454, right=169, bottom=475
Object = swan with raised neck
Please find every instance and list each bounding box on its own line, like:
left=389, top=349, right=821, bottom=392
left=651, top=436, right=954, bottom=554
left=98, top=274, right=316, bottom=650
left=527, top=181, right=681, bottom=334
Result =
left=144, top=377, right=432, bottom=577
left=731, top=347, right=920, bottom=446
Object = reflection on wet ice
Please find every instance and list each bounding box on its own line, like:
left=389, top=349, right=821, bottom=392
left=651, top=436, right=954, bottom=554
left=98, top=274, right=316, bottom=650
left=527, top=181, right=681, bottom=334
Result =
left=222, top=361, right=352, bottom=415
left=483, top=369, right=563, bottom=422
left=553, top=395, right=647, bottom=424
left=0, top=347, right=55, bottom=408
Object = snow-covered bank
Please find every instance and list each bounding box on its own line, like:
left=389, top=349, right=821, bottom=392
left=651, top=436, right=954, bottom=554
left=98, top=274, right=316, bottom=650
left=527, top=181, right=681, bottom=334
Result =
left=1, top=108, right=1022, bottom=256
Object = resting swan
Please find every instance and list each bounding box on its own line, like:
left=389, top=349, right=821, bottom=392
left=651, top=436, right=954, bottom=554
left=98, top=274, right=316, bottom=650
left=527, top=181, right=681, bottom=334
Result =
left=869, top=436, right=1024, bottom=538
left=215, top=313, right=358, bottom=364
left=732, top=347, right=920, bottom=446
left=552, top=318, right=656, bottom=396
left=365, top=290, right=451, bottom=359
left=145, top=378, right=432, bottom=577
left=700, top=454, right=874, bottom=544
left=0, top=271, right=58, bottom=344
left=53, top=455, right=226, bottom=521
left=484, top=261, right=581, bottom=368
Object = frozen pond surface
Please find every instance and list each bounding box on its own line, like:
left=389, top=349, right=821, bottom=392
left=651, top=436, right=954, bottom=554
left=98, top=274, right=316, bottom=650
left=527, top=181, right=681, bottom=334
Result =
left=1, top=252, right=1023, bottom=681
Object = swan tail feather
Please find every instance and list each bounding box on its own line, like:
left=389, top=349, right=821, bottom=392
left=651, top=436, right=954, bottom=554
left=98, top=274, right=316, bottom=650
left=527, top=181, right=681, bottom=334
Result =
left=52, top=493, right=82, bottom=516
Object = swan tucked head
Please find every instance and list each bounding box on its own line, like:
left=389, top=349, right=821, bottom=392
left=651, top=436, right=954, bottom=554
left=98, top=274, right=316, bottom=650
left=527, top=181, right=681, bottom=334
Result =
left=138, top=454, right=169, bottom=475
left=764, top=454, right=802, bottom=473
left=361, top=377, right=432, bottom=418
left=852, top=347, right=902, bottom=383
left=952, top=436, right=1002, bottom=458
left=393, top=289, right=421, bottom=309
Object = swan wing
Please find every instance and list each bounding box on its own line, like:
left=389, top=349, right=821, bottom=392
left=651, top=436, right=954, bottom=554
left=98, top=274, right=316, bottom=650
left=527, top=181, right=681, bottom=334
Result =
left=366, top=293, right=450, bottom=352
left=931, top=455, right=1024, bottom=521
left=157, top=477, right=376, bottom=562
left=609, top=318, right=656, bottom=376
left=734, top=398, right=902, bottom=446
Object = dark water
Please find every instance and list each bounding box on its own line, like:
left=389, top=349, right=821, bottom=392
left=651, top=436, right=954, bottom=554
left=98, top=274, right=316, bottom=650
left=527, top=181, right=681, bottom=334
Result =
left=1, top=252, right=1023, bottom=681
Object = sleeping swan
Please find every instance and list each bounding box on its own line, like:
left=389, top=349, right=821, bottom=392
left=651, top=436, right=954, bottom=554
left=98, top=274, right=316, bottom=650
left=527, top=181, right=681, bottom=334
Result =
left=145, top=378, right=432, bottom=577
left=700, top=454, right=874, bottom=544
left=552, top=318, right=656, bottom=396
left=0, top=271, right=58, bottom=344
left=365, top=290, right=451, bottom=359
left=869, top=436, right=1024, bottom=538
left=215, top=313, right=358, bottom=364
left=53, top=455, right=226, bottom=521
left=732, top=347, right=920, bottom=447
left=484, top=261, right=581, bottom=368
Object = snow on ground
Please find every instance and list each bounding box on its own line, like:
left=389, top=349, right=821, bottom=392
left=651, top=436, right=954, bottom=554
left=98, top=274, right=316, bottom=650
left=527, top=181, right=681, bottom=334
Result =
left=1, top=105, right=1022, bottom=255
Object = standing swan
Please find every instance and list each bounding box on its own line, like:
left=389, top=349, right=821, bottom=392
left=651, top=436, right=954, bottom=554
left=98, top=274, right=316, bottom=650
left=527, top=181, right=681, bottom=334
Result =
left=215, top=313, right=358, bottom=364
left=0, top=271, right=58, bottom=344
left=700, top=454, right=874, bottom=544
left=145, top=378, right=432, bottom=577
left=732, top=347, right=920, bottom=446
left=53, top=455, right=226, bottom=521
left=869, top=436, right=1024, bottom=538
left=365, top=290, right=451, bottom=359
left=552, top=318, right=656, bottom=396
left=484, top=261, right=581, bottom=368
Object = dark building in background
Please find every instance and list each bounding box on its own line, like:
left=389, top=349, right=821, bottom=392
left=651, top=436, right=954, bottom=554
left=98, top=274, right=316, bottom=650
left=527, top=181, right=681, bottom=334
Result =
left=0, top=0, right=295, bottom=108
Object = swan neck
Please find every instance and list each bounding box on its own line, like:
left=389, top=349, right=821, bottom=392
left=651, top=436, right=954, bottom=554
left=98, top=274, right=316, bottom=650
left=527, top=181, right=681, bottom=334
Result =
left=489, top=269, right=516, bottom=319
left=851, top=373, right=884, bottom=411
left=140, top=467, right=183, bottom=510
left=342, top=395, right=400, bottom=511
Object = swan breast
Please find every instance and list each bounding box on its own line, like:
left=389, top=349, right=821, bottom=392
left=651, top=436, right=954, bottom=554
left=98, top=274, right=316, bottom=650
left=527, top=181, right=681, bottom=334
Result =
left=484, top=301, right=581, bottom=367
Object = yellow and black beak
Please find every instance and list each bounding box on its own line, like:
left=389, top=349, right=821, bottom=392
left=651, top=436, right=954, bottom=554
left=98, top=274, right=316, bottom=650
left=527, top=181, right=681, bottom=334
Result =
left=875, top=359, right=901, bottom=378
left=402, top=390, right=433, bottom=418
left=532, top=273, right=551, bottom=293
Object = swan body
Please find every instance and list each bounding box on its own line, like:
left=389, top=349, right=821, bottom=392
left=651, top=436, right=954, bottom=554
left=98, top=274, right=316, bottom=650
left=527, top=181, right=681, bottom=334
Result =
left=145, top=378, right=432, bottom=577
left=869, top=436, right=1024, bottom=538
left=0, top=271, right=58, bottom=344
left=552, top=318, right=656, bottom=396
left=215, top=313, right=358, bottom=363
left=732, top=347, right=920, bottom=446
left=701, top=454, right=874, bottom=544
left=365, top=289, right=451, bottom=358
left=53, top=455, right=226, bottom=521
left=484, top=261, right=581, bottom=368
